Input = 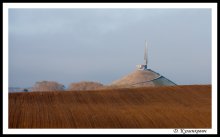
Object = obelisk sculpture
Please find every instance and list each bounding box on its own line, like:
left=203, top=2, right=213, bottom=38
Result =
left=144, top=40, right=148, bottom=69
left=136, top=40, right=148, bottom=70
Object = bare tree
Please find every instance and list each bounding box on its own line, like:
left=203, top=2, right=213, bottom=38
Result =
left=32, top=81, right=65, bottom=92
left=68, top=81, right=103, bottom=91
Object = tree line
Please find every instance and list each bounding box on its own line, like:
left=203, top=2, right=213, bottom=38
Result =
left=29, top=80, right=104, bottom=92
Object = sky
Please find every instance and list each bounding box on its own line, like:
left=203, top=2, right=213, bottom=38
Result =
left=8, top=8, right=211, bottom=88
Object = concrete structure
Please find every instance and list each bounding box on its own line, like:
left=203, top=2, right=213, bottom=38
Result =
left=136, top=40, right=148, bottom=70
left=111, top=40, right=176, bottom=87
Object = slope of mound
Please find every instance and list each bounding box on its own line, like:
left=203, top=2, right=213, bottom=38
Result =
left=111, top=69, right=176, bottom=87
left=111, top=69, right=159, bottom=85
left=153, top=76, right=177, bottom=86
left=9, top=85, right=211, bottom=128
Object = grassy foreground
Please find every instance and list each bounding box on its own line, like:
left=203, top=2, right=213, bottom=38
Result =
left=9, top=85, right=211, bottom=128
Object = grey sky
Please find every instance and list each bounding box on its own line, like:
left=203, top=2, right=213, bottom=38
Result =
left=9, top=8, right=211, bottom=88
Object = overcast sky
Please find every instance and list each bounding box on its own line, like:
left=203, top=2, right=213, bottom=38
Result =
left=9, top=8, right=211, bottom=88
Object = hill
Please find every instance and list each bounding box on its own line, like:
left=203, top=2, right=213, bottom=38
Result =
left=111, top=69, right=176, bottom=87
left=9, top=85, right=211, bottom=128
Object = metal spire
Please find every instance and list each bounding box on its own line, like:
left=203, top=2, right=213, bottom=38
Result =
left=144, top=40, right=148, bottom=65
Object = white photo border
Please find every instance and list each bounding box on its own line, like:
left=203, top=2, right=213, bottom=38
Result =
left=3, top=3, right=217, bottom=134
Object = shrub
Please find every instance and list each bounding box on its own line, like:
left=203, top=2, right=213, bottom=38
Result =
left=32, top=81, right=65, bottom=92
left=68, top=81, right=103, bottom=91
left=23, top=89, right=28, bottom=92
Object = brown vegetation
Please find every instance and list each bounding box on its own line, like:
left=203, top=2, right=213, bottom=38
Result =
left=9, top=85, right=211, bottom=128
left=67, top=81, right=103, bottom=91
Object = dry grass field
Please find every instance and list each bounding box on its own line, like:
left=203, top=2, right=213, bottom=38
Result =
left=9, top=85, right=211, bottom=128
